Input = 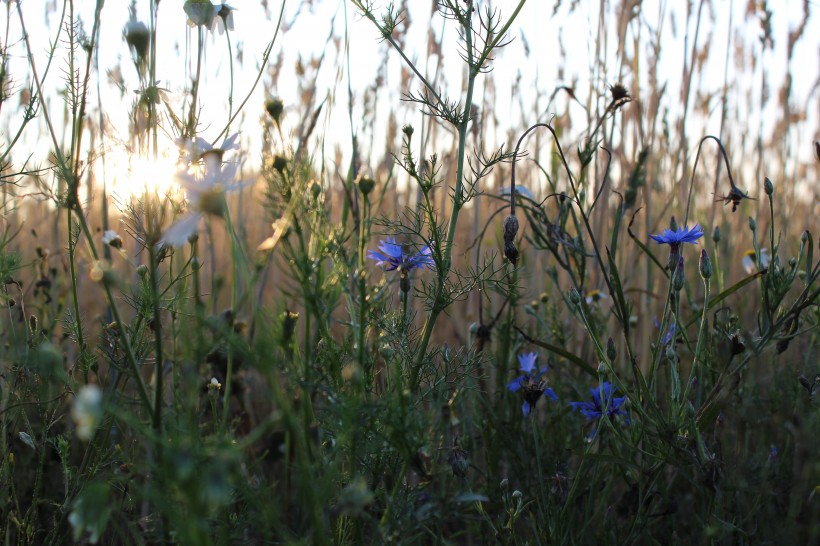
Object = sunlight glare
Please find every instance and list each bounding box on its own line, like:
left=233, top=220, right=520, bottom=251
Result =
left=106, top=143, right=183, bottom=200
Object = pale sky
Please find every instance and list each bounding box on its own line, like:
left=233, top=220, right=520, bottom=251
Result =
left=2, top=1, right=818, bottom=199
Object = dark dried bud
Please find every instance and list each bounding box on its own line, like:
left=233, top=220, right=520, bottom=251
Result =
left=763, top=177, right=773, bottom=196
left=448, top=446, right=470, bottom=478
left=814, top=141, right=820, bottom=162
left=265, top=97, right=284, bottom=124
left=748, top=217, right=756, bottom=231
left=503, top=215, right=520, bottom=265
left=568, top=288, right=581, bottom=305
left=712, top=226, right=720, bottom=244
left=272, top=155, right=288, bottom=173
left=610, top=83, right=629, bottom=102
left=402, top=124, right=414, bottom=138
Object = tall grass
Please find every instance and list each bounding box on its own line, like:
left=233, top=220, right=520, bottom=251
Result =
left=0, top=0, right=818, bottom=544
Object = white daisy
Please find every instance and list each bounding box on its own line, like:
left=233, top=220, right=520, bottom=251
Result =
left=585, top=289, right=610, bottom=305
left=741, top=248, right=770, bottom=274
left=160, top=158, right=244, bottom=247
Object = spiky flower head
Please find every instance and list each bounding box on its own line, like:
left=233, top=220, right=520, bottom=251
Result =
left=507, top=352, right=558, bottom=416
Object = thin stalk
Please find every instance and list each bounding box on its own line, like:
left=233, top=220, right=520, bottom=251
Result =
left=680, top=276, right=710, bottom=412
left=66, top=210, right=87, bottom=382
left=149, top=244, right=165, bottom=432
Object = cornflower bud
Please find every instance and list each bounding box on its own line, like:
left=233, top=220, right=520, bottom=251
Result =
left=672, top=256, right=685, bottom=292
left=358, top=176, right=375, bottom=196
left=699, top=249, right=712, bottom=279
left=763, top=177, right=773, bottom=196
left=606, top=337, right=617, bottom=362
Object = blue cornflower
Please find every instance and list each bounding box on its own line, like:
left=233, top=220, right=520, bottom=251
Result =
left=507, top=352, right=558, bottom=416
left=366, top=237, right=434, bottom=271
left=650, top=224, right=704, bottom=247
left=569, top=381, right=627, bottom=422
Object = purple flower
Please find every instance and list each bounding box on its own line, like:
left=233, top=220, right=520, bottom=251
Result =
left=507, top=352, right=558, bottom=416
left=367, top=237, right=434, bottom=271
left=569, top=382, right=627, bottom=422
left=650, top=224, right=704, bottom=247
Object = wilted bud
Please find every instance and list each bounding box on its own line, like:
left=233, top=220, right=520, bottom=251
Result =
left=606, top=337, right=617, bottom=362
left=265, top=97, right=284, bottom=124
left=272, top=155, right=288, bottom=173
left=357, top=176, right=375, bottom=196
left=763, top=177, right=773, bottom=196
left=568, top=288, right=581, bottom=305
left=748, top=217, right=756, bottom=232
left=610, top=83, right=629, bottom=102
left=503, top=215, right=520, bottom=265
left=699, top=249, right=712, bottom=279
left=672, top=256, right=685, bottom=292
left=402, top=124, right=414, bottom=138
left=447, top=446, right=470, bottom=477
left=712, top=226, right=720, bottom=244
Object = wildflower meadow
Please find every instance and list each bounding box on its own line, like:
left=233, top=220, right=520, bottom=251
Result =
left=0, top=0, right=818, bottom=544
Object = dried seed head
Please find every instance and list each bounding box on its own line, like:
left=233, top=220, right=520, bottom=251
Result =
left=609, top=83, right=630, bottom=103
left=265, top=97, right=284, bottom=124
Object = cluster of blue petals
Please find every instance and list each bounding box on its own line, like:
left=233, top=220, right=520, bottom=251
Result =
left=366, top=237, right=434, bottom=271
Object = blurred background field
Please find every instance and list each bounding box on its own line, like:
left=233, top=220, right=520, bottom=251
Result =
left=0, top=0, right=819, bottom=544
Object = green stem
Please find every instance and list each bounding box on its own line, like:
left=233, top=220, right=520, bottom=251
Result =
left=149, top=244, right=165, bottom=432
left=680, top=277, right=710, bottom=413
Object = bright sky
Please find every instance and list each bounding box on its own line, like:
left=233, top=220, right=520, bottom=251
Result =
left=2, top=1, right=818, bottom=200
